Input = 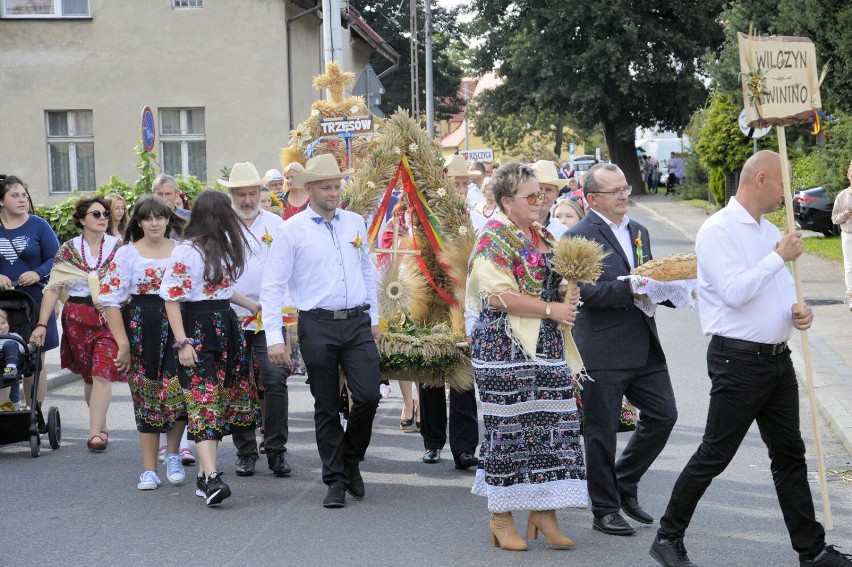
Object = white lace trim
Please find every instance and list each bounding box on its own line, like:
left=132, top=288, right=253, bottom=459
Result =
left=471, top=469, right=588, bottom=512
left=471, top=357, right=566, bottom=370
left=481, top=398, right=577, bottom=417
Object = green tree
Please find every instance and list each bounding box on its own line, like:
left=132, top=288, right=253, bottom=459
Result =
left=468, top=0, right=726, bottom=193
left=359, top=1, right=465, bottom=121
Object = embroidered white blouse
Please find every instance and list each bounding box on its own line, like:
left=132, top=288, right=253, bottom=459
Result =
left=99, top=243, right=170, bottom=308
left=158, top=241, right=234, bottom=303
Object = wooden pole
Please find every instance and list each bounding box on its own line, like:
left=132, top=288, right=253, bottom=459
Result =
left=777, top=125, right=833, bottom=530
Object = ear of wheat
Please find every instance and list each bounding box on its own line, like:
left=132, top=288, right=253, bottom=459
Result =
left=551, top=237, right=609, bottom=331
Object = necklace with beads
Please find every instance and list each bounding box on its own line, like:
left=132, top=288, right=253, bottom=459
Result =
left=482, top=204, right=497, bottom=218
left=80, top=236, right=105, bottom=272
left=528, top=226, right=541, bottom=248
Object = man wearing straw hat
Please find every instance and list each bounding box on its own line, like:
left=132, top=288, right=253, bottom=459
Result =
left=531, top=160, right=570, bottom=239
left=221, top=162, right=293, bottom=479
left=650, top=151, right=850, bottom=567
left=568, top=162, right=678, bottom=537
left=260, top=153, right=382, bottom=509
left=446, top=154, right=488, bottom=232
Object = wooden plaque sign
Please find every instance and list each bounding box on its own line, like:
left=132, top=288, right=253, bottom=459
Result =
left=737, top=32, right=822, bottom=127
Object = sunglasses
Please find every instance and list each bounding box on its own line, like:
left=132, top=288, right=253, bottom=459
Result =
left=516, top=191, right=546, bottom=205
left=85, top=210, right=111, bottom=219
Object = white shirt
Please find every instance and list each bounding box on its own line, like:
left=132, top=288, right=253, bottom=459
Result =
left=260, top=206, right=378, bottom=346
left=66, top=234, right=122, bottom=297
left=695, top=197, right=797, bottom=343
left=467, top=183, right=486, bottom=208
left=99, top=243, right=170, bottom=307
left=159, top=242, right=235, bottom=302
left=231, top=209, right=284, bottom=331
left=589, top=209, right=635, bottom=269
left=470, top=208, right=488, bottom=232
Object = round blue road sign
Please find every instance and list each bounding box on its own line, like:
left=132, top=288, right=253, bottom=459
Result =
left=142, top=106, right=156, bottom=151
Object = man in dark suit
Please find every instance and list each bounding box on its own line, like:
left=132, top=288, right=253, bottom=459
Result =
left=567, top=163, right=678, bottom=536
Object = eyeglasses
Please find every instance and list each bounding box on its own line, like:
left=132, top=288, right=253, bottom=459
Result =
left=85, top=210, right=111, bottom=219
left=516, top=191, right=545, bottom=205
left=592, top=185, right=632, bottom=197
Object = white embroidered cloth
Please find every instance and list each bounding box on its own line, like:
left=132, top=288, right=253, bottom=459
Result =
left=617, top=275, right=698, bottom=317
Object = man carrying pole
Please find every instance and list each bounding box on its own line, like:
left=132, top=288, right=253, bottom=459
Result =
left=649, top=151, right=850, bottom=567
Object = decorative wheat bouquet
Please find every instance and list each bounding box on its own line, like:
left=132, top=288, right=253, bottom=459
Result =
left=551, top=237, right=609, bottom=331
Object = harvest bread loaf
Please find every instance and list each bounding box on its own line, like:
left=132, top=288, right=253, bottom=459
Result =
left=631, top=253, right=697, bottom=281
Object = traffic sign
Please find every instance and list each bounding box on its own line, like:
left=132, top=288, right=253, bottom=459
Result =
left=460, top=148, right=494, bottom=162
left=141, top=106, right=156, bottom=152
left=738, top=109, right=771, bottom=139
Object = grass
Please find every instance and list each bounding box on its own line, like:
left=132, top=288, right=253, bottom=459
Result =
left=681, top=199, right=719, bottom=213
left=802, top=235, right=843, bottom=263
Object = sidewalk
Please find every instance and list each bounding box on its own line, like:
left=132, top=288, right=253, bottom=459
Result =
left=631, top=193, right=852, bottom=457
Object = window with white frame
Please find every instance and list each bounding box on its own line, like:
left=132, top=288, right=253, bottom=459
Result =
left=1, top=0, right=91, bottom=18
left=172, top=0, right=202, bottom=8
left=160, top=108, right=207, bottom=181
left=46, top=110, right=95, bottom=194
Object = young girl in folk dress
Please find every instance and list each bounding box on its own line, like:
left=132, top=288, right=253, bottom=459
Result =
left=159, top=190, right=261, bottom=506
left=100, top=197, right=189, bottom=490
left=32, top=196, right=123, bottom=452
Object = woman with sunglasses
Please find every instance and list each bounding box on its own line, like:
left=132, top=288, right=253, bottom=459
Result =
left=32, top=196, right=123, bottom=452
left=465, top=162, right=585, bottom=552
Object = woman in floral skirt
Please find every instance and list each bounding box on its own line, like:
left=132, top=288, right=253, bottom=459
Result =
left=101, top=196, right=188, bottom=490
left=465, top=162, right=586, bottom=551
left=159, top=190, right=260, bottom=506
left=32, top=196, right=123, bottom=452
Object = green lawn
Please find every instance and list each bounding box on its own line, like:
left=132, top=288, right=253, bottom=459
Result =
left=803, top=235, right=843, bottom=263
left=682, top=199, right=719, bottom=213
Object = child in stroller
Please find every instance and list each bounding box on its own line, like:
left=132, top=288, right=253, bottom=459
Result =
left=0, top=308, right=25, bottom=378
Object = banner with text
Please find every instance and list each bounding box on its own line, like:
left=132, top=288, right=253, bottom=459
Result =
left=318, top=115, right=375, bottom=139
left=459, top=148, right=494, bottom=162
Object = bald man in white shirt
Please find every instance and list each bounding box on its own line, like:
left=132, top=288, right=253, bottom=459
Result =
left=651, top=151, right=849, bottom=567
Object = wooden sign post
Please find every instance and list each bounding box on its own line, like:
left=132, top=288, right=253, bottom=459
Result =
left=738, top=30, right=832, bottom=530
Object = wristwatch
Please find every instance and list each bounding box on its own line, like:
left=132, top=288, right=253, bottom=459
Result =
left=544, top=302, right=551, bottom=317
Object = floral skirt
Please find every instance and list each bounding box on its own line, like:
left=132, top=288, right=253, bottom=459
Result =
left=470, top=309, right=587, bottom=512
left=60, top=299, right=122, bottom=384
left=177, top=300, right=260, bottom=442
left=122, top=295, right=186, bottom=433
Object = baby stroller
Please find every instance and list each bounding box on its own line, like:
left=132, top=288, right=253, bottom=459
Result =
left=0, top=289, right=61, bottom=457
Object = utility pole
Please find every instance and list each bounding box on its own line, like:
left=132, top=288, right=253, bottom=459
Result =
left=409, top=0, right=420, bottom=120
left=424, top=1, right=434, bottom=137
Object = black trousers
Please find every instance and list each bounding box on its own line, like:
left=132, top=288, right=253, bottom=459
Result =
left=298, top=311, right=381, bottom=486
left=658, top=340, right=825, bottom=559
left=419, top=383, right=479, bottom=459
left=583, top=347, right=678, bottom=517
left=232, top=331, right=290, bottom=459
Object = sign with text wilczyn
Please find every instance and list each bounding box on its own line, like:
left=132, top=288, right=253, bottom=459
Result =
left=737, top=32, right=822, bottom=127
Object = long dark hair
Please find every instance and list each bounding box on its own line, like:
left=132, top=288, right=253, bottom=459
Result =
left=182, top=190, right=250, bottom=284
left=123, top=196, right=183, bottom=242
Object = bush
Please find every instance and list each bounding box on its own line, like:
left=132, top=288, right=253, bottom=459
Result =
left=709, top=168, right=725, bottom=204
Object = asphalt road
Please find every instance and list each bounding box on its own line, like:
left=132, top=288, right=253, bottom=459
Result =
left=2, top=207, right=850, bottom=567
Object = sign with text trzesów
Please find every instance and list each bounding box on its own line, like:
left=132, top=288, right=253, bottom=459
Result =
left=319, top=116, right=374, bottom=139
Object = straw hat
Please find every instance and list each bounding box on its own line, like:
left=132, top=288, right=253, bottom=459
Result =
left=444, top=154, right=470, bottom=178
left=531, top=160, right=568, bottom=189
left=218, top=162, right=270, bottom=188
left=291, top=154, right=354, bottom=189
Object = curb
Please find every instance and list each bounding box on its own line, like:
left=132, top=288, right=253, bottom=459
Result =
left=631, top=198, right=852, bottom=458
left=46, top=370, right=79, bottom=392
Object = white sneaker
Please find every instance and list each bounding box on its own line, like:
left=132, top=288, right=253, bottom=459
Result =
left=379, top=383, right=392, bottom=398
left=165, top=454, right=186, bottom=484
left=137, top=470, right=161, bottom=490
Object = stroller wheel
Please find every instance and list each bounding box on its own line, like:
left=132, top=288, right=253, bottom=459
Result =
left=30, top=433, right=41, bottom=458
left=47, top=406, right=61, bottom=450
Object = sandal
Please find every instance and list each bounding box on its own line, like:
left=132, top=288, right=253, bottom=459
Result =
left=100, top=430, right=109, bottom=446
left=87, top=434, right=108, bottom=452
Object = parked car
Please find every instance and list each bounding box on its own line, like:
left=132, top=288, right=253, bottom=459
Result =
left=792, top=186, right=839, bottom=236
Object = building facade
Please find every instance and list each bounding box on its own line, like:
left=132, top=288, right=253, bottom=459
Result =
left=0, top=0, right=394, bottom=204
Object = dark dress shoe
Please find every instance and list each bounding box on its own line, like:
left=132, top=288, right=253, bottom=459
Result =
left=267, top=452, right=291, bottom=477
left=345, top=463, right=365, bottom=499
left=322, top=484, right=346, bottom=508
left=621, top=494, right=654, bottom=524
left=649, top=536, right=697, bottom=566
left=801, top=544, right=852, bottom=566
left=592, top=512, right=636, bottom=536
left=235, top=455, right=256, bottom=476
left=422, top=449, right=441, bottom=463
left=454, top=452, right=479, bottom=470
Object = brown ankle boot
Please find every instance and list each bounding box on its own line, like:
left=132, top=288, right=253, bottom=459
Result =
left=489, top=512, right=528, bottom=551
left=526, top=509, right=575, bottom=549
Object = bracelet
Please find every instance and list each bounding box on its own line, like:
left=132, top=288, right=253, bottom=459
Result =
left=34, top=323, right=47, bottom=330
left=172, top=337, right=194, bottom=350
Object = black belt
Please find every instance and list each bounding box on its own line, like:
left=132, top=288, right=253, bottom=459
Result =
left=66, top=296, right=94, bottom=306
left=300, top=304, right=369, bottom=320
left=711, top=335, right=788, bottom=356
left=180, top=299, right=231, bottom=313
left=129, top=294, right=164, bottom=306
